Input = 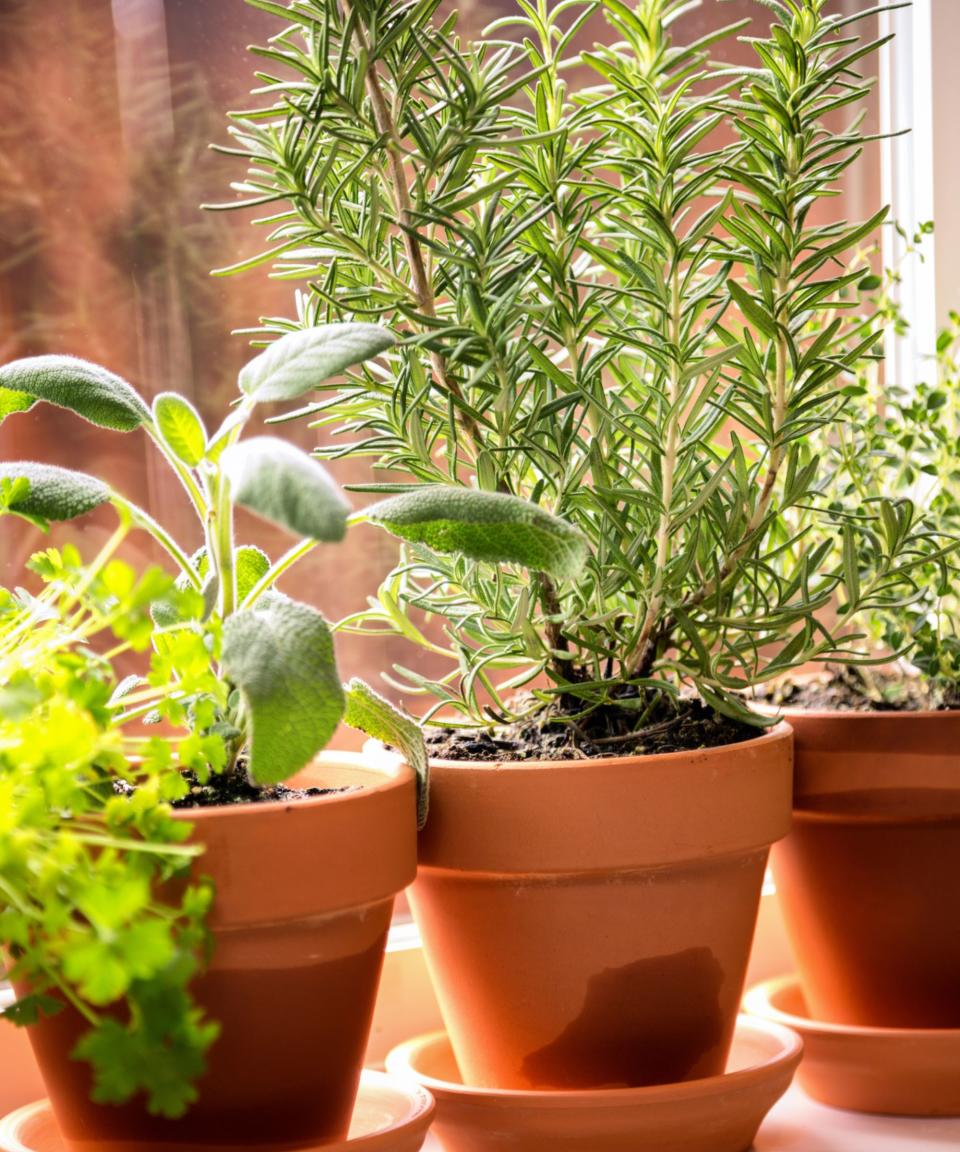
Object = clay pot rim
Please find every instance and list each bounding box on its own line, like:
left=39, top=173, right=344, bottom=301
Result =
left=386, top=1016, right=802, bottom=1106
left=169, top=750, right=417, bottom=923
left=172, top=750, right=411, bottom=823
left=753, top=701, right=956, bottom=722
left=414, top=722, right=792, bottom=871
left=745, top=976, right=960, bottom=1042
left=424, top=720, right=791, bottom=772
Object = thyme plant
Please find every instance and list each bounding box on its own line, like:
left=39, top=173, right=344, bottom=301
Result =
left=793, top=303, right=960, bottom=708
left=221, top=0, right=920, bottom=739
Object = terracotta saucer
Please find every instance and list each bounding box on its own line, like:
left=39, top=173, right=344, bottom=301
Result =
left=745, top=975, right=960, bottom=1116
left=386, top=1015, right=801, bottom=1152
left=0, top=1071, right=435, bottom=1152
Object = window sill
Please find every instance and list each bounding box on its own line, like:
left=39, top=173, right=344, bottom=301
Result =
left=752, top=1084, right=960, bottom=1150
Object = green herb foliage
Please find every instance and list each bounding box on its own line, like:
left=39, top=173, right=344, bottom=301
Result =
left=222, top=0, right=922, bottom=725
left=0, top=545, right=218, bottom=1118
left=798, top=262, right=960, bottom=706
left=0, top=328, right=424, bottom=786
left=0, top=327, right=436, bottom=1114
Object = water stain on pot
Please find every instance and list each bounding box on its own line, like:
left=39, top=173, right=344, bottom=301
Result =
left=521, top=946, right=725, bottom=1088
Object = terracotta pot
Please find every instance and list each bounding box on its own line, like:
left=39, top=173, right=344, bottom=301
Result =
left=409, top=725, right=793, bottom=1091
left=367, top=884, right=790, bottom=1073
left=771, top=710, right=960, bottom=1027
left=19, top=753, right=417, bottom=1152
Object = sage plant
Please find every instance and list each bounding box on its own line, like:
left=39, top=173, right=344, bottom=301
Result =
left=0, top=328, right=430, bottom=786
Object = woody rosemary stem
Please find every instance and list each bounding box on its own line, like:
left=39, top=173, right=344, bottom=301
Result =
left=629, top=262, right=683, bottom=678
left=343, top=0, right=487, bottom=461
left=629, top=269, right=792, bottom=682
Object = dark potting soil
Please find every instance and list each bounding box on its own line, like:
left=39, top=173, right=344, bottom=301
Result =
left=749, top=667, right=950, bottom=713
left=169, top=774, right=353, bottom=810
left=425, top=697, right=762, bottom=762
left=115, top=762, right=355, bottom=810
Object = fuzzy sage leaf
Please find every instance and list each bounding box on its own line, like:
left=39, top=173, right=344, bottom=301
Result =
left=343, top=678, right=429, bottom=829
left=234, top=545, right=271, bottom=601
left=0, top=463, right=111, bottom=527
left=221, top=437, right=350, bottom=541
left=365, top=487, right=591, bottom=580
left=221, top=598, right=344, bottom=786
left=0, top=355, right=149, bottom=431
left=239, top=324, right=396, bottom=403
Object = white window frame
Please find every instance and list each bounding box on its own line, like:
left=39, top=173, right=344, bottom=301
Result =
left=879, top=0, right=937, bottom=390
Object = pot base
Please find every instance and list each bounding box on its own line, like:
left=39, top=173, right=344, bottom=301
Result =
left=0, top=1072, right=435, bottom=1152
left=745, top=975, right=960, bottom=1116
left=385, top=1015, right=801, bottom=1152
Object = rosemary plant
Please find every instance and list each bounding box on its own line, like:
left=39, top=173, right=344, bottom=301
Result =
left=221, top=0, right=919, bottom=742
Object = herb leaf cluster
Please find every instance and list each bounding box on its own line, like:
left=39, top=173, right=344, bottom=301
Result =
left=802, top=289, right=960, bottom=707
left=224, top=0, right=918, bottom=725
left=0, top=329, right=430, bottom=789
left=0, top=548, right=218, bottom=1117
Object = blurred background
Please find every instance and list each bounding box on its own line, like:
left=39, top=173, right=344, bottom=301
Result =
left=0, top=0, right=882, bottom=719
